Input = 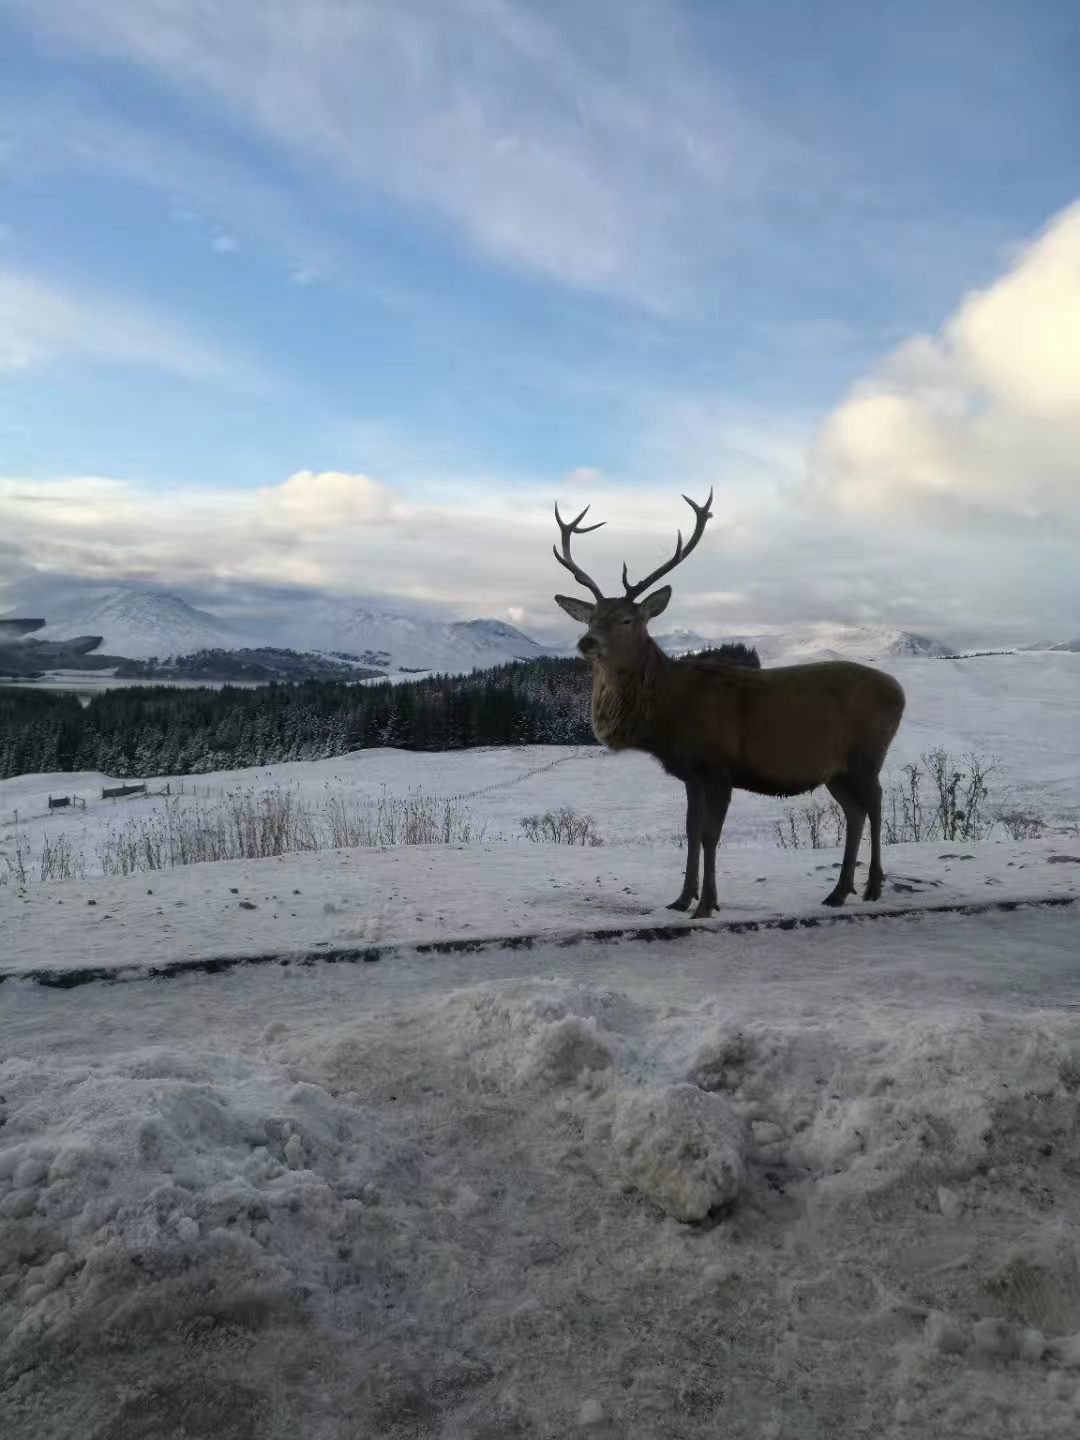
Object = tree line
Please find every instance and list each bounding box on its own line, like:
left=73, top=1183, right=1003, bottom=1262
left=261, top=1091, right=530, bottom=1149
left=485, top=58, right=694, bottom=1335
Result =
left=0, top=646, right=758, bottom=779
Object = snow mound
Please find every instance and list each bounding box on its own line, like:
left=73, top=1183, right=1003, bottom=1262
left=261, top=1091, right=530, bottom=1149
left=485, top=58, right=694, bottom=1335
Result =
left=518, top=1015, right=615, bottom=1087
left=430, top=980, right=625, bottom=1091
left=596, top=1084, right=747, bottom=1222
left=7, top=924, right=1080, bottom=1436
left=687, top=1009, right=1080, bottom=1209
left=0, top=1042, right=420, bottom=1420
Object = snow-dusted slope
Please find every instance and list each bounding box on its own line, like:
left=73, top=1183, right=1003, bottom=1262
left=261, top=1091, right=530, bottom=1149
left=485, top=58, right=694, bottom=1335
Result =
left=653, top=628, right=717, bottom=656
left=723, top=623, right=957, bottom=665
left=266, top=603, right=560, bottom=672
left=6, top=570, right=963, bottom=671
left=650, top=624, right=956, bottom=663
left=34, top=589, right=246, bottom=660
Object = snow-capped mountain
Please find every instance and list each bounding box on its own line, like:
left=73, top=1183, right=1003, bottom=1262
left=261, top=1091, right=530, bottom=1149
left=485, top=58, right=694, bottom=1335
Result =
left=2, top=578, right=561, bottom=672
left=732, top=624, right=958, bottom=664
left=649, top=623, right=957, bottom=665
left=25, top=588, right=246, bottom=660
left=653, top=628, right=717, bottom=657
left=2, top=573, right=965, bottom=674
left=263, top=603, right=560, bottom=672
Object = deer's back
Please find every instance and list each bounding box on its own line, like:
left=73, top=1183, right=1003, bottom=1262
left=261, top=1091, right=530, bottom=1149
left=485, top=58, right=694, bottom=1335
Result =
left=657, top=659, right=905, bottom=791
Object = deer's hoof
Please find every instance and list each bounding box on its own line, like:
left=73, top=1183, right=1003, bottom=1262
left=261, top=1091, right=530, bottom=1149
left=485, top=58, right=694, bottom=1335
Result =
left=691, top=901, right=719, bottom=919
left=821, top=889, right=850, bottom=908
left=667, top=896, right=695, bottom=911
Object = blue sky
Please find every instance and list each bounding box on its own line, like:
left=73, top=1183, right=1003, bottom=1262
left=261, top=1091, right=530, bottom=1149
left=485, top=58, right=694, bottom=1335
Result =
left=2, top=0, right=1079, bottom=643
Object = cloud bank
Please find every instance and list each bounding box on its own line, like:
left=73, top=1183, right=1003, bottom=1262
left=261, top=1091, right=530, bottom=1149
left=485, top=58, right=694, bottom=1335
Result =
left=3, top=201, right=1080, bottom=644
left=815, top=202, right=1080, bottom=535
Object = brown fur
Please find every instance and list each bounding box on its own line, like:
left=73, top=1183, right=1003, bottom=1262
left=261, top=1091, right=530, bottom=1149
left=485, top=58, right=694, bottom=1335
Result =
left=557, top=593, right=906, bottom=915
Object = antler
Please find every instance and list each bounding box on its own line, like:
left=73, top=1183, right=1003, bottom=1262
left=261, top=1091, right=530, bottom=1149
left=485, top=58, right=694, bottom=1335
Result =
left=553, top=502, right=606, bottom=601
left=621, top=488, right=714, bottom=600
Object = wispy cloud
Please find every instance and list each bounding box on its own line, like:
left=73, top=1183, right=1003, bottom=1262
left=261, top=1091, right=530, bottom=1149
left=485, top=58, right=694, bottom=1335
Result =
left=0, top=267, right=241, bottom=379
left=1, top=100, right=341, bottom=287
left=8, top=0, right=780, bottom=305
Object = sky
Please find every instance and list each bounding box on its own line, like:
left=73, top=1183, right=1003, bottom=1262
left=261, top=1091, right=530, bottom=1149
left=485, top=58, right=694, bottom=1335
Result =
left=1, top=0, right=1079, bottom=646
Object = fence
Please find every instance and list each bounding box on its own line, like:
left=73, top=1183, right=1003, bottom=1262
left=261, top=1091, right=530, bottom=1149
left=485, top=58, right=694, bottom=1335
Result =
left=48, top=795, right=86, bottom=810
left=102, top=782, right=148, bottom=800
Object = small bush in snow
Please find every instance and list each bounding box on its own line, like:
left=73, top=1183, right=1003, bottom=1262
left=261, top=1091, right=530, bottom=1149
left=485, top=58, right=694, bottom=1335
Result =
left=997, top=810, right=1047, bottom=841
left=922, top=746, right=998, bottom=842
left=775, top=749, right=1007, bottom=849
left=0, top=829, right=33, bottom=887
left=326, top=788, right=485, bottom=847
left=520, top=807, right=603, bottom=846
left=774, top=798, right=845, bottom=850
left=39, top=833, right=86, bottom=882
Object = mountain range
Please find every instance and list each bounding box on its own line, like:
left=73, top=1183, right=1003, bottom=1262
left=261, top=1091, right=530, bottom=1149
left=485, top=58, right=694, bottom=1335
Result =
left=1, top=580, right=559, bottom=672
left=0, top=577, right=1020, bottom=676
left=718, top=624, right=959, bottom=665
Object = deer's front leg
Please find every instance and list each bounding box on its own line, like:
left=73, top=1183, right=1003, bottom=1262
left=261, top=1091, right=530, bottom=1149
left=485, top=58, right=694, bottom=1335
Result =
left=667, top=780, right=704, bottom=910
left=692, top=776, right=732, bottom=919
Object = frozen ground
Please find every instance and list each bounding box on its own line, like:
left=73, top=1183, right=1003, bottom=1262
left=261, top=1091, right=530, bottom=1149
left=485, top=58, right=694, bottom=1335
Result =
left=1, top=832, right=1079, bottom=979
left=4, top=905, right=1080, bottom=1438
left=3, top=651, right=1080, bottom=1436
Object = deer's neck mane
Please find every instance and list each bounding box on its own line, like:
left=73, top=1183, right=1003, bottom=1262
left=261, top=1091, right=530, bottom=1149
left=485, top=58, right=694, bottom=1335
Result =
left=590, top=646, right=669, bottom=751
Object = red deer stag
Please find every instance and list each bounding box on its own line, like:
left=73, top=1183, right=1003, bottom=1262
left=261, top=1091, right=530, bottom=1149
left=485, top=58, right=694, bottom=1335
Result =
left=553, top=491, right=906, bottom=916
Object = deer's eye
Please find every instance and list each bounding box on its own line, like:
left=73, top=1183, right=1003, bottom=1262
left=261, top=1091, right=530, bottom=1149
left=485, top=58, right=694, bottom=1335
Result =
left=619, top=616, right=633, bottom=625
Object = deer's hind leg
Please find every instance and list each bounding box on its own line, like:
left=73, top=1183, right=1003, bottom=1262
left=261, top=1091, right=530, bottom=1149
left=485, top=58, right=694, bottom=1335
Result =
left=667, top=779, right=704, bottom=911
left=854, top=770, right=884, bottom=900
left=822, top=774, right=867, bottom=907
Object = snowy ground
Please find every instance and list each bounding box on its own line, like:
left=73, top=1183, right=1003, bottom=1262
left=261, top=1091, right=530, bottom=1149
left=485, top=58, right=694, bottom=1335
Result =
left=4, top=655, right=1080, bottom=877
left=4, top=652, right=1080, bottom=1437
left=4, top=903, right=1080, bottom=1438
left=1, top=832, right=1079, bottom=980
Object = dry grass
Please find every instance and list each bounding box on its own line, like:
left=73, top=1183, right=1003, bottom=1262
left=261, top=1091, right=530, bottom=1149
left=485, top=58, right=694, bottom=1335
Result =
left=1, top=785, right=487, bottom=886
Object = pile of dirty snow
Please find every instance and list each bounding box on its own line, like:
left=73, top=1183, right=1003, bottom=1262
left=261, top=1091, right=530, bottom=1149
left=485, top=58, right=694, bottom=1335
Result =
left=4, top=908, right=1080, bottom=1437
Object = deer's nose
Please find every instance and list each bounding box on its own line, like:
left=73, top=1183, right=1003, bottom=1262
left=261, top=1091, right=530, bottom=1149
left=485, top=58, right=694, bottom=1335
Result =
left=578, top=634, right=599, bottom=655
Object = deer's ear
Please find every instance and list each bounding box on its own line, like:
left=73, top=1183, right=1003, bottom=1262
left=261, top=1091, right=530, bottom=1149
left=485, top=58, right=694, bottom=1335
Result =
left=555, top=594, right=596, bottom=624
left=636, top=586, right=671, bottom=621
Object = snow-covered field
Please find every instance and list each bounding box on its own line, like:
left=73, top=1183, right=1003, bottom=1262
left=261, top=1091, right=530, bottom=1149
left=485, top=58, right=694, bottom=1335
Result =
left=3, top=651, right=1080, bottom=857
left=3, top=652, right=1080, bottom=1437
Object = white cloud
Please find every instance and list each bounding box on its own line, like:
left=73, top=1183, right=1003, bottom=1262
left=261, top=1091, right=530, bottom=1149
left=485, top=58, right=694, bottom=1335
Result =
left=1, top=454, right=1077, bottom=645
left=10, top=0, right=776, bottom=304
left=0, top=267, right=240, bottom=379
left=813, top=201, right=1080, bottom=531
left=0, top=466, right=773, bottom=626
left=262, top=470, right=394, bottom=531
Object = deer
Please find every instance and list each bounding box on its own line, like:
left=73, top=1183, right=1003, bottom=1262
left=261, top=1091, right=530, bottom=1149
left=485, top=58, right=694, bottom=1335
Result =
left=553, top=490, right=906, bottom=917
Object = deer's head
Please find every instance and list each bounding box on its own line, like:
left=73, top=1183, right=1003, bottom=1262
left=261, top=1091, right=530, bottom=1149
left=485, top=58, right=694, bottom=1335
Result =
left=553, top=490, right=713, bottom=669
